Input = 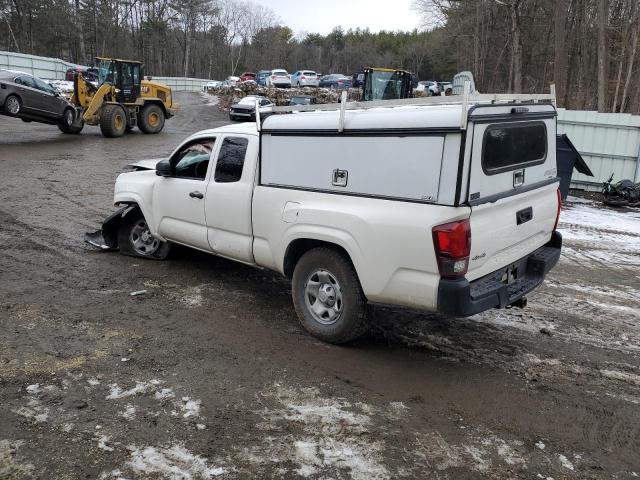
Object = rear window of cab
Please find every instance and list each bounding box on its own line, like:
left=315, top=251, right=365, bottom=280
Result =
left=482, top=122, right=547, bottom=175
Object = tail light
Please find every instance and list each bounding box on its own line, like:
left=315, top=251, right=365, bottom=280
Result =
left=271, top=75, right=276, bottom=79
left=553, top=188, right=562, bottom=231
left=301, top=76, right=306, bottom=80
left=432, top=219, right=471, bottom=279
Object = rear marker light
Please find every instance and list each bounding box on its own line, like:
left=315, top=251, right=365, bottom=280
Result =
left=432, top=219, right=471, bottom=279
left=553, top=188, right=562, bottom=231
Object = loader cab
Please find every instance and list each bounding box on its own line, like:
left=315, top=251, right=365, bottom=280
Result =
left=362, top=67, right=413, bottom=101
left=97, top=57, right=142, bottom=103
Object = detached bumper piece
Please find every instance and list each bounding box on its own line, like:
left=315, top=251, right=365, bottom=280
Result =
left=438, top=231, right=562, bottom=317
left=84, top=206, right=129, bottom=251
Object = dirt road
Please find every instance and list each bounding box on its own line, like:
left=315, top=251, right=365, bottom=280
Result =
left=1, top=92, right=639, bottom=479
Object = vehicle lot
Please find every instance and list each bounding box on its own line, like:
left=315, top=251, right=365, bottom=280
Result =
left=1, top=92, right=639, bottom=479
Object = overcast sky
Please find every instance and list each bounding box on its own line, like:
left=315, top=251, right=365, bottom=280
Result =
left=245, top=0, right=420, bottom=35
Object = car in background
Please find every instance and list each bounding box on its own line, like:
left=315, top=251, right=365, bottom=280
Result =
left=256, top=70, right=271, bottom=86
left=65, top=66, right=98, bottom=82
left=319, top=74, right=352, bottom=89
left=415, top=80, right=441, bottom=96
left=267, top=69, right=291, bottom=88
left=0, top=69, right=80, bottom=132
left=352, top=71, right=365, bottom=88
left=438, top=81, right=453, bottom=95
left=289, top=95, right=317, bottom=106
left=240, top=72, right=256, bottom=82
left=229, top=95, right=274, bottom=121
left=290, top=70, right=319, bottom=87
left=203, top=80, right=222, bottom=91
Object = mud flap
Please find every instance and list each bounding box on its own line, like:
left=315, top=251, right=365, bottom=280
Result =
left=84, top=206, right=132, bottom=250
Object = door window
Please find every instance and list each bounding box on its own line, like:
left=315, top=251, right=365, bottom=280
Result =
left=172, top=139, right=215, bottom=180
left=214, top=137, right=249, bottom=183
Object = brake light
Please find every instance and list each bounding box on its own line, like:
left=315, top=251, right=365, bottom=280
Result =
left=553, top=188, right=562, bottom=231
left=301, top=76, right=306, bottom=80
left=432, top=219, right=471, bottom=279
left=271, top=75, right=276, bottom=79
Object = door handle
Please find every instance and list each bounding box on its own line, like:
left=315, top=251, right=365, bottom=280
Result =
left=189, top=191, right=204, bottom=199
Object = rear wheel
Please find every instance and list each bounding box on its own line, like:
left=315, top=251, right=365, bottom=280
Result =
left=58, top=108, right=84, bottom=134
left=117, top=209, right=170, bottom=260
left=4, top=95, right=21, bottom=115
left=100, top=104, right=127, bottom=137
left=138, top=103, right=165, bottom=134
left=292, top=247, right=369, bottom=344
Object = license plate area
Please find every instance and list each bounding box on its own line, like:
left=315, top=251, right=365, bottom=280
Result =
left=500, top=264, right=519, bottom=285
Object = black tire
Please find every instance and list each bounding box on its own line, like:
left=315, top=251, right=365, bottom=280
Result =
left=117, top=209, right=170, bottom=260
left=137, top=103, right=165, bottom=134
left=100, top=104, right=127, bottom=137
left=4, top=94, right=22, bottom=116
left=292, top=247, right=369, bottom=344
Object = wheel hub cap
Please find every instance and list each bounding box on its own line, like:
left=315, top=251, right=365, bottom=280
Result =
left=304, top=269, right=343, bottom=325
left=130, top=220, right=160, bottom=255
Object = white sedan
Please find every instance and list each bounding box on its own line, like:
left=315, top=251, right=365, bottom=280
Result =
left=266, top=69, right=291, bottom=88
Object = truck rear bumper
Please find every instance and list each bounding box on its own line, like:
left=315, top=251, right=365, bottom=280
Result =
left=437, top=231, right=562, bottom=317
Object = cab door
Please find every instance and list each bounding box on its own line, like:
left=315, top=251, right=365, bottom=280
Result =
left=153, top=136, right=217, bottom=251
left=204, top=134, right=257, bottom=263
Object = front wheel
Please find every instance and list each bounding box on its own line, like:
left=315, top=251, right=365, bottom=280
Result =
left=292, top=247, right=369, bottom=344
left=117, top=210, right=170, bottom=260
left=100, top=104, right=127, bottom=137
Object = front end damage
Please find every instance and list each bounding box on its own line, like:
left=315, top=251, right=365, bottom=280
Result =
left=84, top=205, right=136, bottom=250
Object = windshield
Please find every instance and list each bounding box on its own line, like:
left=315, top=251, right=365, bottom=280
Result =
left=364, top=71, right=404, bottom=100
left=98, top=59, right=116, bottom=84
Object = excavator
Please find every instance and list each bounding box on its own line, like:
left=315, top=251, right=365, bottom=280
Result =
left=361, top=67, right=414, bottom=101
left=63, top=57, right=176, bottom=137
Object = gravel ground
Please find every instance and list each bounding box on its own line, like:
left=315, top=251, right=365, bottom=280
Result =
left=1, top=92, right=639, bottom=480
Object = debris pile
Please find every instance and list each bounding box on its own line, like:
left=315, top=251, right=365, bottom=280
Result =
left=209, top=83, right=362, bottom=111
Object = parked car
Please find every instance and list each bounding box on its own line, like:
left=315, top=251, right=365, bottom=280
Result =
left=240, top=72, right=256, bottom=82
left=289, top=95, right=316, bottom=106
left=256, top=70, right=271, bottom=86
left=0, top=69, right=81, bottom=133
left=319, top=74, right=352, bottom=89
left=229, top=95, right=274, bottom=121
left=352, top=71, right=365, bottom=88
left=87, top=97, right=561, bottom=344
left=290, top=70, right=319, bottom=87
left=203, top=80, right=222, bottom=91
left=415, top=81, right=441, bottom=96
left=225, top=76, right=240, bottom=87
left=267, top=69, right=291, bottom=88
left=438, top=81, right=453, bottom=95
left=65, top=66, right=98, bottom=82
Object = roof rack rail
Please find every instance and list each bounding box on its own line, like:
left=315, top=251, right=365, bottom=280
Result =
left=266, top=82, right=557, bottom=131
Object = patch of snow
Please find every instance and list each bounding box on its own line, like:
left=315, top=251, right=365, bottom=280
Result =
left=127, top=444, right=225, bottom=478
left=558, top=454, right=574, bottom=470
left=200, top=92, right=220, bottom=106
left=120, top=404, right=137, bottom=420
left=155, top=388, right=175, bottom=400
left=181, top=287, right=203, bottom=308
left=87, top=377, right=101, bottom=386
left=97, top=435, right=114, bottom=452
left=25, top=384, right=41, bottom=394
left=179, top=397, right=202, bottom=418
left=106, top=380, right=161, bottom=399
left=12, top=398, right=49, bottom=423
left=600, top=369, right=640, bottom=386
left=535, top=441, right=546, bottom=450
left=196, top=424, right=206, bottom=430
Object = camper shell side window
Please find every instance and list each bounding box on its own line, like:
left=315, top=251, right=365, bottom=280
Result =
left=481, top=121, right=547, bottom=175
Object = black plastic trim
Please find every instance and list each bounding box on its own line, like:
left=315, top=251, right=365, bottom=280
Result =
left=468, top=177, right=559, bottom=206
left=261, top=127, right=459, bottom=137
left=470, top=112, right=557, bottom=123
left=437, top=231, right=562, bottom=317
left=454, top=129, right=467, bottom=207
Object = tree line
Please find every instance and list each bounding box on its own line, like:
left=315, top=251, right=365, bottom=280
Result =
left=1, top=0, right=638, bottom=112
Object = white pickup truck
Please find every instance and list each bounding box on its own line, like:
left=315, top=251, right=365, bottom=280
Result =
left=87, top=94, right=562, bottom=344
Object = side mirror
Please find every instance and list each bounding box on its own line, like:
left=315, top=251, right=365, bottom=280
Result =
left=156, top=159, right=172, bottom=177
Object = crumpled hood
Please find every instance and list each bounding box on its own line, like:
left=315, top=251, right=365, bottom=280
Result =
left=126, top=158, right=166, bottom=170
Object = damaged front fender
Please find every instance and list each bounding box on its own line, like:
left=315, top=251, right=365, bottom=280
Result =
left=84, top=205, right=138, bottom=250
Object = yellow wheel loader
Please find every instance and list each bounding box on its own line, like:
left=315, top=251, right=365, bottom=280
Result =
left=361, top=67, right=414, bottom=101
left=67, top=57, right=176, bottom=138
